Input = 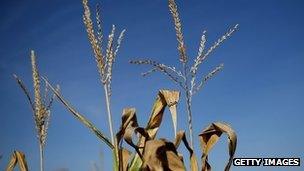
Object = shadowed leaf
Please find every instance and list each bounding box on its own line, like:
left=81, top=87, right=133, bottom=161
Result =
left=141, top=139, right=186, bottom=171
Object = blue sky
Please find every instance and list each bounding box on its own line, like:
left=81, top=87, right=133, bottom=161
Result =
left=0, top=0, right=303, bottom=170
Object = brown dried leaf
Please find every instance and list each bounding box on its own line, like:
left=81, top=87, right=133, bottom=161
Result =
left=175, top=131, right=198, bottom=171
left=160, top=90, right=179, bottom=137
left=116, top=108, right=138, bottom=143
left=146, top=90, right=180, bottom=138
left=141, top=139, right=186, bottom=171
left=128, top=90, right=180, bottom=170
left=199, top=122, right=237, bottom=171
left=116, top=108, right=150, bottom=162
left=6, top=151, right=28, bottom=171
left=118, top=148, right=132, bottom=171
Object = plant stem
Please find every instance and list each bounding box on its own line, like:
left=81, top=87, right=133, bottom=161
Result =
left=182, top=62, right=194, bottom=148
left=103, top=84, right=115, bottom=145
left=185, top=89, right=193, bottom=148
left=39, top=143, right=44, bottom=171
left=103, top=84, right=119, bottom=170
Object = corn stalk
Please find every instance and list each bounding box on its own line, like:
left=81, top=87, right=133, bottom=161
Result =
left=13, top=51, right=57, bottom=171
left=130, top=0, right=238, bottom=148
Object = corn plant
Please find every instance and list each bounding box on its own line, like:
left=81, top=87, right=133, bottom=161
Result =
left=13, top=51, right=58, bottom=171
left=45, top=76, right=236, bottom=171
left=10, top=0, right=239, bottom=170
left=82, top=0, right=125, bottom=146
left=41, top=0, right=125, bottom=168
left=44, top=0, right=237, bottom=170
left=130, top=0, right=238, bottom=149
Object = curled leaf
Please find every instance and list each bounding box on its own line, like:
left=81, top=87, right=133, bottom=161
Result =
left=199, top=122, right=237, bottom=171
left=116, top=108, right=138, bottom=144
left=146, top=90, right=180, bottom=138
left=128, top=90, right=180, bottom=170
left=116, top=108, right=150, bottom=163
left=160, top=90, right=179, bottom=137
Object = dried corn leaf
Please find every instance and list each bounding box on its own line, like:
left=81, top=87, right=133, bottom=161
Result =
left=146, top=90, right=179, bottom=139
left=116, top=108, right=138, bottom=143
left=116, top=108, right=150, bottom=164
left=160, top=90, right=179, bottom=137
left=129, top=90, right=180, bottom=170
left=116, top=108, right=138, bottom=170
left=118, top=148, right=132, bottom=171
left=199, top=122, right=237, bottom=171
left=141, top=139, right=186, bottom=171
left=43, top=78, right=114, bottom=149
left=175, top=131, right=199, bottom=171
left=6, top=151, right=28, bottom=171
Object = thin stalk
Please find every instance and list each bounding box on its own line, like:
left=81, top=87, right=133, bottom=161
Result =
left=182, top=62, right=194, bottom=148
left=185, top=89, right=193, bottom=148
left=103, top=84, right=115, bottom=145
left=39, top=143, right=44, bottom=171
left=103, top=84, right=119, bottom=170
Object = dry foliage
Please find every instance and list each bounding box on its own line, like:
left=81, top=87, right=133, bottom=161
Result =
left=11, top=0, right=239, bottom=171
left=5, top=151, right=29, bottom=171
left=45, top=77, right=237, bottom=171
left=200, top=122, right=237, bottom=171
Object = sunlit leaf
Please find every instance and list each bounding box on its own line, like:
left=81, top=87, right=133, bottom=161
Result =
left=6, top=151, right=28, bottom=171
left=118, top=148, right=132, bottom=171
left=199, top=122, right=237, bottom=171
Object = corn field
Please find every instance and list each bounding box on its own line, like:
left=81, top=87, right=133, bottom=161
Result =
left=4, top=0, right=301, bottom=171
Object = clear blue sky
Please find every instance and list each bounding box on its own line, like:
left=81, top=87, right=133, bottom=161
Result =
left=0, top=0, right=303, bottom=170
